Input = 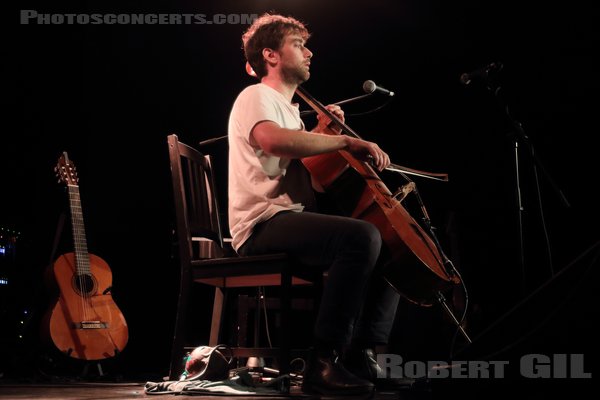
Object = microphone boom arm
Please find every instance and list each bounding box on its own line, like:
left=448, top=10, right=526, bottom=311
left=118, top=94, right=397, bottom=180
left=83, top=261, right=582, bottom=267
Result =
left=300, top=93, right=373, bottom=116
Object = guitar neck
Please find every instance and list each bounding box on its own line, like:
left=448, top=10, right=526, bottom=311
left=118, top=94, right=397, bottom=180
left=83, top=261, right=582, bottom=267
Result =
left=67, top=184, right=91, bottom=275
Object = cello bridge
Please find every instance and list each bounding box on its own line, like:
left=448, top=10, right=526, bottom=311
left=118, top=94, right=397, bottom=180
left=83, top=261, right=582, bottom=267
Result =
left=392, top=182, right=416, bottom=203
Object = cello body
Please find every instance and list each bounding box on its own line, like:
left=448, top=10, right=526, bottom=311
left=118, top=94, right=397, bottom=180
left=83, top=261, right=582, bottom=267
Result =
left=298, top=87, right=459, bottom=306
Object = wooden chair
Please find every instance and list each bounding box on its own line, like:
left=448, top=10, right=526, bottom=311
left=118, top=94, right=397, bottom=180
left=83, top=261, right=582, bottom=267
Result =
left=166, top=134, right=319, bottom=382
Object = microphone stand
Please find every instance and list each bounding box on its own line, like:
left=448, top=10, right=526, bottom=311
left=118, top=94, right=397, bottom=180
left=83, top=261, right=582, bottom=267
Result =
left=485, top=78, right=570, bottom=293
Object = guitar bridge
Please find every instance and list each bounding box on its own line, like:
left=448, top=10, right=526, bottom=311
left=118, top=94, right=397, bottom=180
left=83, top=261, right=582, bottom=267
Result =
left=73, top=321, right=108, bottom=329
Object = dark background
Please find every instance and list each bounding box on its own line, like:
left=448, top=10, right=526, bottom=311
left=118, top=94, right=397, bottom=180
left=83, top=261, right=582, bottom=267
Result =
left=3, top=0, right=598, bottom=383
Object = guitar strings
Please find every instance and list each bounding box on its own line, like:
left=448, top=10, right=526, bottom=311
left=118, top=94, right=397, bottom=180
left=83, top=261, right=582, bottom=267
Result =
left=70, top=185, right=90, bottom=322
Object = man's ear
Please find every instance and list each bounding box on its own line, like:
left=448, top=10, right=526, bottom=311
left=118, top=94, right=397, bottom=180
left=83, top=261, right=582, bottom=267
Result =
left=262, top=48, right=279, bottom=67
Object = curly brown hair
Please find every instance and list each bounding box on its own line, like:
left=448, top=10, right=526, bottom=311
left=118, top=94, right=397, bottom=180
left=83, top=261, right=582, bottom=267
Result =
left=242, top=13, right=310, bottom=79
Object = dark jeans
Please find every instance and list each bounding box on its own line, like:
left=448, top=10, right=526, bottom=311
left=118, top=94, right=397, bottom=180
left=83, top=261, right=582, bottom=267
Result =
left=238, top=211, right=400, bottom=347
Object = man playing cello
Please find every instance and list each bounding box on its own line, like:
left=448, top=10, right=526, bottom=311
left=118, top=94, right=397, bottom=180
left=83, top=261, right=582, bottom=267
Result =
left=227, top=13, right=400, bottom=395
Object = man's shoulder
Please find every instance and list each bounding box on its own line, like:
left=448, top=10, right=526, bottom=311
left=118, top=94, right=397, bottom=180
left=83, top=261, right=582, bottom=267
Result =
left=238, top=83, right=272, bottom=98
left=234, top=83, right=281, bottom=109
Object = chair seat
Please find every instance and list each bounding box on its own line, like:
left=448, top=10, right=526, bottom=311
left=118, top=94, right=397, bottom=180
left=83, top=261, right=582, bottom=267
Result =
left=190, top=253, right=315, bottom=287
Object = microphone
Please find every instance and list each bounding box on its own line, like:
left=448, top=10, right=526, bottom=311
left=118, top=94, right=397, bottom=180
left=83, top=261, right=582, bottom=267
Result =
left=299, top=86, right=374, bottom=116
left=363, top=80, right=395, bottom=96
left=460, top=62, right=503, bottom=85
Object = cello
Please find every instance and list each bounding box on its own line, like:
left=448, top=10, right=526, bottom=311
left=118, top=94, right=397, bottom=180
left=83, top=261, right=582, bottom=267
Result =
left=295, top=85, right=463, bottom=311
left=244, top=62, right=469, bottom=341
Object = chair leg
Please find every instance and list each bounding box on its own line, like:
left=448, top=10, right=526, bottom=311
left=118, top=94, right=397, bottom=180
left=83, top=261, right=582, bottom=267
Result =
left=237, top=294, right=250, bottom=348
left=209, top=287, right=225, bottom=346
left=279, top=269, right=292, bottom=381
left=169, top=279, right=191, bottom=380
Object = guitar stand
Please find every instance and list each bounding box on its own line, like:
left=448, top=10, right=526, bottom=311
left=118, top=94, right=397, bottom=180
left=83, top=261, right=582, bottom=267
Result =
left=49, top=211, right=67, bottom=266
left=80, top=361, right=105, bottom=379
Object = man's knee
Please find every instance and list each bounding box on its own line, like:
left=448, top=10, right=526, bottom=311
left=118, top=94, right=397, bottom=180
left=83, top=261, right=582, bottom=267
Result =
left=343, top=220, right=382, bottom=262
left=356, top=221, right=382, bottom=252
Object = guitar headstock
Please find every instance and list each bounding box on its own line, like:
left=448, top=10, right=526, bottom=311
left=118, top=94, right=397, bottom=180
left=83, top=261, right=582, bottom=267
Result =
left=55, top=151, right=78, bottom=186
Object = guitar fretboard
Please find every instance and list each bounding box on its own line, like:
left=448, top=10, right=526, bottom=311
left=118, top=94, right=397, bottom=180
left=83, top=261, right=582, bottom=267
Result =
left=67, top=184, right=91, bottom=275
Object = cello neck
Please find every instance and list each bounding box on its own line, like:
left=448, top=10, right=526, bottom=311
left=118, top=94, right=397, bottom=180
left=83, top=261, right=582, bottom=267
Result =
left=295, top=85, right=363, bottom=140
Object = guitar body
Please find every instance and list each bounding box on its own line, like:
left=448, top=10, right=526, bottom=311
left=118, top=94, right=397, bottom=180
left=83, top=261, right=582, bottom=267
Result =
left=44, top=252, right=129, bottom=360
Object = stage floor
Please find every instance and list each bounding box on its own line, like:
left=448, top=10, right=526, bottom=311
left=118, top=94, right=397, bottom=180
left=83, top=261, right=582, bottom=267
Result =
left=0, top=378, right=589, bottom=399
left=0, top=381, right=426, bottom=400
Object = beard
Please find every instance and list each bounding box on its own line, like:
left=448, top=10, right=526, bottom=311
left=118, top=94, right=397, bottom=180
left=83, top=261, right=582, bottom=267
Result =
left=281, top=63, right=310, bottom=85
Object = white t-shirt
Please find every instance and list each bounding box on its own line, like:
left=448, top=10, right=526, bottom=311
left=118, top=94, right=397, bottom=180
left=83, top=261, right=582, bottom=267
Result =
left=228, top=83, right=314, bottom=251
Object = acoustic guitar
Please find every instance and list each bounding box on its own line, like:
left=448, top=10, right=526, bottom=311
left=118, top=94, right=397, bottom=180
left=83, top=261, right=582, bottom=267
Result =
left=42, top=152, right=128, bottom=360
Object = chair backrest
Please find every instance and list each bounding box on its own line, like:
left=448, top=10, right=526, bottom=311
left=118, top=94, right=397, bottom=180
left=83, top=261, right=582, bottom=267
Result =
left=167, top=134, right=225, bottom=262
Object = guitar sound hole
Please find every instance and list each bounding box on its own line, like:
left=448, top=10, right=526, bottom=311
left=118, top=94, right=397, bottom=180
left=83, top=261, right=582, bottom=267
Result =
left=71, top=274, right=98, bottom=296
